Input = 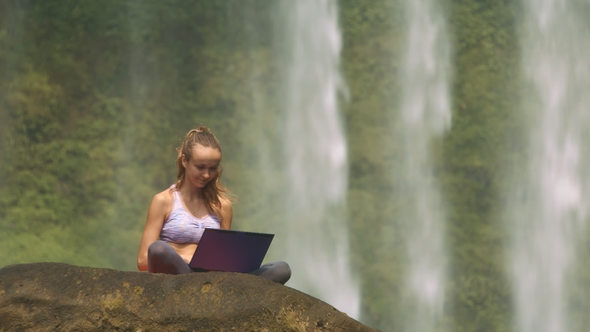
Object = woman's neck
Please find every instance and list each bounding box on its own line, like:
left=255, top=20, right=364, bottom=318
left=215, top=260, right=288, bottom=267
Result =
left=179, top=183, right=204, bottom=203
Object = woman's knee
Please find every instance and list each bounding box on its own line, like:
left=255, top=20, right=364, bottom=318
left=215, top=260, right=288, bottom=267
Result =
left=263, top=261, right=291, bottom=284
left=148, top=240, right=191, bottom=274
left=148, top=240, right=172, bottom=259
left=274, top=261, right=291, bottom=282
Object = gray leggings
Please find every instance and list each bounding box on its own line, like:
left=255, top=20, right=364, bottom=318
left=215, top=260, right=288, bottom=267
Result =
left=148, top=240, right=291, bottom=285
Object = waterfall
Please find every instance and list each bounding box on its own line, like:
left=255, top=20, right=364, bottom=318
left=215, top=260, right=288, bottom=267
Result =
left=396, top=0, right=452, bottom=330
left=507, top=1, right=590, bottom=331
left=277, top=0, right=359, bottom=319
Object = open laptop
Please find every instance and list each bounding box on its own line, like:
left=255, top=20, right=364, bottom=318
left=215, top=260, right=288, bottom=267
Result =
left=189, top=228, right=274, bottom=273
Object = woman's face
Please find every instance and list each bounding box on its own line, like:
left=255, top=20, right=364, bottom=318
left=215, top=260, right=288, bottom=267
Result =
left=182, top=144, right=221, bottom=189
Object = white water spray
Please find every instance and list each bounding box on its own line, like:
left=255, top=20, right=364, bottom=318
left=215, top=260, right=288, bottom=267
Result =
left=507, top=1, right=590, bottom=332
left=396, top=0, right=452, bottom=330
left=279, top=0, right=359, bottom=319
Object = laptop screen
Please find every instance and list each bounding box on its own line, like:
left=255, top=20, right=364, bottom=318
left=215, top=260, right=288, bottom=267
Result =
left=189, top=228, right=274, bottom=273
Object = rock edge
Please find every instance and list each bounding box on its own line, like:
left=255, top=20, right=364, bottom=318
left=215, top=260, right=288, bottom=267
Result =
left=0, top=262, right=376, bottom=331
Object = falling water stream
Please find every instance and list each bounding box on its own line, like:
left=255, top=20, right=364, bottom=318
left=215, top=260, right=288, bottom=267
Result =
left=396, top=0, right=452, bottom=330
left=507, top=1, right=590, bottom=331
left=277, top=0, right=359, bottom=319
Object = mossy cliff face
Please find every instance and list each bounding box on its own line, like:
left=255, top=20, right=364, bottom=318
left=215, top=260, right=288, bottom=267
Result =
left=0, top=263, right=375, bottom=331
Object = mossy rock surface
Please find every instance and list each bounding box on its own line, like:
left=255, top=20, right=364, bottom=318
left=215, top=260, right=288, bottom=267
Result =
left=0, top=263, right=375, bottom=331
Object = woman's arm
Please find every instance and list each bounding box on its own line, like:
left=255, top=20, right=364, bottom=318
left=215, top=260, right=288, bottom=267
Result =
left=219, top=197, right=233, bottom=230
left=137, top=190, right=173, bottom=271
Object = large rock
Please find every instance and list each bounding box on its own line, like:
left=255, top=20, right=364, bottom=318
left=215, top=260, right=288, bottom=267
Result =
left=0, top=263, right=375, bottom=331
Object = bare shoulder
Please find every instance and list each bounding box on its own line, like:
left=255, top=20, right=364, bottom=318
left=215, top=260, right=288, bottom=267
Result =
left=219, top=195, right=233, bottom=210
left=151, top=187, right=174, bottom=212
left=218, top=195, right=233, bottom=229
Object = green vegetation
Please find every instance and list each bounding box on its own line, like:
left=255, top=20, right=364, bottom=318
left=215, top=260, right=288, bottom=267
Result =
left=1, top=0, right=587, bottom=331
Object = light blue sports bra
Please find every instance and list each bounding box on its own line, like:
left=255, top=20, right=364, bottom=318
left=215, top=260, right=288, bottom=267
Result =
left=159, top=186, right=220, bottom=244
